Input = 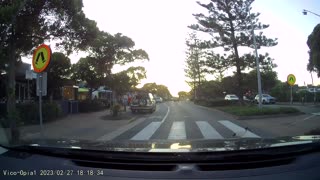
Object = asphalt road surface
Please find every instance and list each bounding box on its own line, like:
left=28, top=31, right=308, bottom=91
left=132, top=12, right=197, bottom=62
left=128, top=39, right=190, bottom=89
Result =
left=97, top=101, right=273, bottom=141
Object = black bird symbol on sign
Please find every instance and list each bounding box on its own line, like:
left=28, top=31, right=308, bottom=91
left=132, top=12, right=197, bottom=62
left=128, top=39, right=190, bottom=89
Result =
left=35, top=52, right=46, bottom=65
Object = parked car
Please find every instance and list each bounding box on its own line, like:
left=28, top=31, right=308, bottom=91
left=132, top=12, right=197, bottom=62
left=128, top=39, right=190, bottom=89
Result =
left=154, top=97, right=163, bottom=103
left=224, top=94, right=239, bottom=101
left=254, top=94, right=276, bottom=104
left=130, top=92, right=156, bottom=113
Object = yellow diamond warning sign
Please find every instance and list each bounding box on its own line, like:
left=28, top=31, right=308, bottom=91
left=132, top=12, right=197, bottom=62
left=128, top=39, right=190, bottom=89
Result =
left=32, top=44, right=51, bottom=73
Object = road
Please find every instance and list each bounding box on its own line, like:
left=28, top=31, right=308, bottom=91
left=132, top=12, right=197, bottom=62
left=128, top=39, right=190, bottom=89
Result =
left=97, top=101, right=273, bottom=142
left=20, top=101, right=320, bottom=141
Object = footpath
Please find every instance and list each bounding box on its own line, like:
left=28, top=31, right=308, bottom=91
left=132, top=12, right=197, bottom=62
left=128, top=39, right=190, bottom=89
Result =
left=19, top=106, right=135, bottom=141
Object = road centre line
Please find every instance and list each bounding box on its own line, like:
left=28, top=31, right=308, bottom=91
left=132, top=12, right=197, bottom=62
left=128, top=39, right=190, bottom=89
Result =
left=161, top=104, right=170, bottom=123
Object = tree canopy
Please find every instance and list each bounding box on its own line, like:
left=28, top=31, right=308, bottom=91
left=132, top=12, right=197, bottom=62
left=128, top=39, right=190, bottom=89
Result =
left=141, top=83, right=172, bottom=99
left=0, top=0, right=100, bottom=141
left=189, top=0, right=277, bottom=101
left=307, top=24, right=320, bottom=77
left=47, top=52, right=71, bottom=99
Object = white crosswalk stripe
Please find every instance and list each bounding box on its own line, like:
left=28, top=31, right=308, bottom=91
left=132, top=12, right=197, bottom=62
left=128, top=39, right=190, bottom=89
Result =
left=168, top=121, right=186, bottom=140
left=131, top=122, right=162, bottom=140
left=196, top=121, right=223, bottom=139
left=219, top=120, right=260, bottom=138
left=127, top=119, right=260, bottom=141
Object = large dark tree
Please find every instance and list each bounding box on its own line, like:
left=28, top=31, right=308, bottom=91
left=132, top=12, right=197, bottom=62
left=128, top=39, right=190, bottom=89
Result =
left=71, top=32, right=149, bottom=96
left=47, top=52, right=71, bottom=100
left=307, top=24, right=320, bottom=77
left=189, top=0, right=277, bottom=101
left=0, top=0, right=99, bottom=142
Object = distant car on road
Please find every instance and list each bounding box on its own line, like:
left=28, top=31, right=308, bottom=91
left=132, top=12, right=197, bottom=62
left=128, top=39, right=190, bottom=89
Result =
left=131, top=92, right=156, bottom=113
left=224, top=94, right=239, bottom=101
left=154, top=97, right=163, bottom=103
left=254, top=94, right=276, bottom=104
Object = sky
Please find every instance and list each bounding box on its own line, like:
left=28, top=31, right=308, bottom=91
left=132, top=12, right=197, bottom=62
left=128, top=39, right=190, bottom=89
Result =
left=57, top=0, right=320, bottom=96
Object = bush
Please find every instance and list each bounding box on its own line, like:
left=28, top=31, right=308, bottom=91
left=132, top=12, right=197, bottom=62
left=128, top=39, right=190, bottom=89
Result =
left=0, top=102, right=63, bottom=126
left=78, top=100, right=106, bottom=113
left=17, top=102, right=63, bottom=126
left=218, top=106, right=300, bottom=116
left=195, top=99, right=236, bottom=107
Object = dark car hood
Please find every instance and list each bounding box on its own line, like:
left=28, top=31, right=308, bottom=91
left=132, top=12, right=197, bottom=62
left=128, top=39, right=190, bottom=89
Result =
left=15, top=135, right=320, bottom=152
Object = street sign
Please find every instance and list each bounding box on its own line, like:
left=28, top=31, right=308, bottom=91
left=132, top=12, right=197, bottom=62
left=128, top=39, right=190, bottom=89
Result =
left=32, top=44, right=51, bottom=73
left=287, top=74, right=296, bottom=86
left=25, top=70, right=33, bottom=80
left=36, top=72, right=47, bottom=96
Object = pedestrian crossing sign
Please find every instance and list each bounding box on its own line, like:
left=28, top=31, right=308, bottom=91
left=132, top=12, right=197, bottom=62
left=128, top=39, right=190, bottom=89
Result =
left=32, top=44, right=51, bottom=73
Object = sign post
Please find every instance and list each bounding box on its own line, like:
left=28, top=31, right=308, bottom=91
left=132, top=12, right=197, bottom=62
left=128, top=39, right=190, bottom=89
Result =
left=32, top=44, right=51, bottom=137
left=287, top=74, right=296, bottom=105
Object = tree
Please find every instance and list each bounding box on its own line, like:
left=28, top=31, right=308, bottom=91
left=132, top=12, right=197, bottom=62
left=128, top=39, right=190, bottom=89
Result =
left=72, top=31, right=149, bottom=95
left=178, top=91, right=189, bottom=99
left=107, top=66, right=147, bottom=96
left=307, top=24, right=320, bottom=77
left=189, top=0, right=277, bottom=101
left=72, top=56, right=104, bottom=91
left=197, top=80, right=224, bottom=99
left=47, top=52, right=71, bottom=100
left=242, top=69, right=278, bottom=93
left=0, top=0, right=99, bottom=142
left=125, top=66, right=147, bottom=88
left=141, top=83, right=172, bottom=99
left=185, top=32, right=207, bottom=99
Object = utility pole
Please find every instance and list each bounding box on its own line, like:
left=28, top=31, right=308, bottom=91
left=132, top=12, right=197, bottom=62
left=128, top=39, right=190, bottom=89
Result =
left=248, top=7, right=263, bottom=108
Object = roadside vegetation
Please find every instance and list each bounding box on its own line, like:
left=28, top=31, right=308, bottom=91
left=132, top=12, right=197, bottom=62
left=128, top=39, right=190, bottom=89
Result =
left=217, top=106, right=300, bottom=117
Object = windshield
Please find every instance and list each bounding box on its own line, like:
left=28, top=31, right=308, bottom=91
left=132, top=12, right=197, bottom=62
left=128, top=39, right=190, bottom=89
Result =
left=0, top=0, right=320, bottom=153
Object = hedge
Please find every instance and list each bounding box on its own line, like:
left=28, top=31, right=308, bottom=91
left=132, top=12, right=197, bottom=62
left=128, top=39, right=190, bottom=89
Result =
left=0, top=102, right=63, bottom=127
left=194, top=99, right=236, bottom=107
left=218, top=106, right=300, bottom=116
left=78, top=100, right=107, bottom=113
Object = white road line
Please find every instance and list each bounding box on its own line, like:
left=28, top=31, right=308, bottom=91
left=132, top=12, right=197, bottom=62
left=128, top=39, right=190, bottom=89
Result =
left=96, top=117, right=146, bottom=141
left=303, top=115, right=317, bottom=121
left=290, top=114, right=317, bottom=125
left=161, top=104, right=170, bottom=123
left=168, top=122, right=186, bottom=140
left=196, top=121, right=224, bottom=139
left=219, top=120, right=260, bottom=138
left=131, top=122, right=161, bottom=140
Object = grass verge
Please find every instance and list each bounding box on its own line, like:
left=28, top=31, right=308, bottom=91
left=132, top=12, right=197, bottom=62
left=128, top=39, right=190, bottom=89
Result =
left=217, top=106, right=300, bottom=116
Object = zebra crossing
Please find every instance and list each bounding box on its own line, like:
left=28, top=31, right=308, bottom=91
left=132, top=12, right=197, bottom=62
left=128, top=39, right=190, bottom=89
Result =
left=101, top=119, right=261, bottom=141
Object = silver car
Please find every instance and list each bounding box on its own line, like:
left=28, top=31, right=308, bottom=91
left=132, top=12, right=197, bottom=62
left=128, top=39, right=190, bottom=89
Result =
left=131, top=93, right=156, bottom=113
left=254, top=94, right=276, bottom=104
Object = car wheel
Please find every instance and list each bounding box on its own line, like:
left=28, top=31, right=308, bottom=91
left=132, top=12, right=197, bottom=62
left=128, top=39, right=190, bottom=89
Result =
left=262, top=100, right=266, bottom=104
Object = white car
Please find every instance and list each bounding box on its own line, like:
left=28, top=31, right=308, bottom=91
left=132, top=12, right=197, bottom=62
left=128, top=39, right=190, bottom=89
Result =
left=254, top=94, right=276, bottom=104
left=224, top=94, right=239, bottom=101
left=154, top=97, right=163, bottom=103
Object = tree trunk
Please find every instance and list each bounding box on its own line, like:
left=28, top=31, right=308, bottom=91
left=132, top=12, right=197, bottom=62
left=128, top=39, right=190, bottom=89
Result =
left=229, top=18, right=244, bottom=105
left=7, top=25, right=19, bottom=143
